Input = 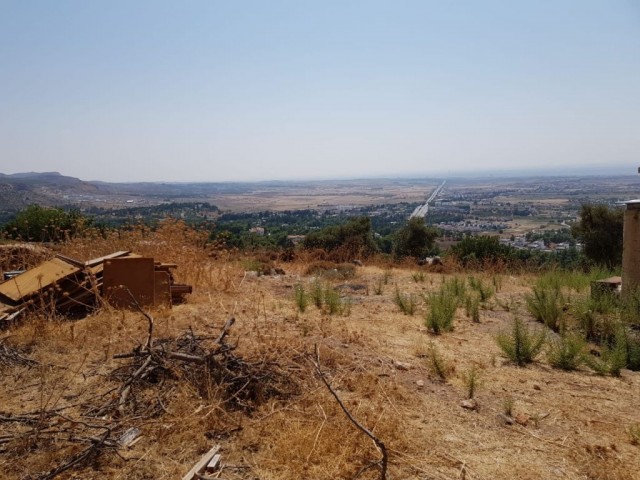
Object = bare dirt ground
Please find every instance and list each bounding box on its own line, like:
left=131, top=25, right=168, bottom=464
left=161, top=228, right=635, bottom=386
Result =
left=1, top=244, right=639, bottom=479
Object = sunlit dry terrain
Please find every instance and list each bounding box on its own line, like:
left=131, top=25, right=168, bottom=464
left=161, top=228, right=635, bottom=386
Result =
left=0, top=226, right=638, bottom=480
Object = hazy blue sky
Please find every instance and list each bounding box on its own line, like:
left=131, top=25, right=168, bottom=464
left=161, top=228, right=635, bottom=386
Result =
left=1, top=1, right=639, bottom=182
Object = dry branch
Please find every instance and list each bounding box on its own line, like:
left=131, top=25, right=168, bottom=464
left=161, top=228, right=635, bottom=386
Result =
left=312, top=344, right=388, bottom=480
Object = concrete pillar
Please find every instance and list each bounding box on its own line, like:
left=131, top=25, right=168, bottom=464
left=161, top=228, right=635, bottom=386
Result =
left=622, top=200, right=640, bottom=296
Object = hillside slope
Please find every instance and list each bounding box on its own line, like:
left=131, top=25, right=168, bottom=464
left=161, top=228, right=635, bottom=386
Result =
left=0, top=244, right=638, bottom=479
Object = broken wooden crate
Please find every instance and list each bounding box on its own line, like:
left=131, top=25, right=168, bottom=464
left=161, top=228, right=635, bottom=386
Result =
left=0, top=251, right=192, bottom=323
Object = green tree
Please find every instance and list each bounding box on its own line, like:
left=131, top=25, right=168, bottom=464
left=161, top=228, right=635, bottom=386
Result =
left=393, top=217, right=439, bottom=259
left=449, top=235, right=510, bottom=266
left=571, top=204, right=623, bottom=269
left=4, top=205, right=89, bottom=242
left=303, top=216, right=378, bottom=260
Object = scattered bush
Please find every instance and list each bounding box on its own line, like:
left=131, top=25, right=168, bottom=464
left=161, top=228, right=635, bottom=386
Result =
left=427, top=343, right=452, bottom=381
left=294, top=283, right=308, bottom=313
left=412, top=271, right=426, bottom=283
left=526, top=285, right=564, bottom=332
left=324, top=287, right=343, bottom=315
left=573, top=293, right=618, bottom=342
left=585, top=345, right=627, bottom=377
left=393, top=286, right=417, bottom=315
left=547, top=333, right=586, bottom=371
left=468, top=295, right=480, bottom=323
left=462, top=366, right=480, bottom=399
left=496, top=318, right=546, bottom=366
left=468, top=276, right=493, bottom=302
left=310, top=280, right=324, bottom=308
left=444, top=277, right=466, bottom=301
left=425, top=289, right=457, bottom=334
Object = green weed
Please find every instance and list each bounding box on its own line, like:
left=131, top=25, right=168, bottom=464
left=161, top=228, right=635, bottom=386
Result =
left=496, top=317, right=546, bottom=366
left=427, top=343, right=452, bottom=381
left=547, top=333, right=586, bottom=371
left=462, top=366, right=481, bottom=399
left=425, top=290, right=457, bottom=334
left=294, top=283, right=308, bottom=313
left=394, top=286, right=417, bottom=316
left=412, top=271, right=426, bottom=283
left=324, top=287, right=342, bottom=315
left=526, top=285, right=564, bottom=332
left=468, top=276, right=493, bottom=302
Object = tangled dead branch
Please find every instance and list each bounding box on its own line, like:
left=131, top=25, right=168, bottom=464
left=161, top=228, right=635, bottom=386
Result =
left=0, top=336, right=38, bottom=368
left=94, top=314, right=298, bottom=418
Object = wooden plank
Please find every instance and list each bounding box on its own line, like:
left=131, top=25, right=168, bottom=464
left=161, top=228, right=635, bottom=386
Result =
left=0, top=258, right=80, bottom=302
left=103, top=258, right=155, bottom=308
left=84, top=251, right=131, bottom=267
left=206, top=453, right=221, bottom=471
left=181, top=445, right=220, bottom=480
left=54, top=254, right=85, bottom=268
left=154, top=271, right=171, bottom=307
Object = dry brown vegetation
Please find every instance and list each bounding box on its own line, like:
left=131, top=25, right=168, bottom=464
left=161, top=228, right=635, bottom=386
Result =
left=1, top=223, right=639, bottom=480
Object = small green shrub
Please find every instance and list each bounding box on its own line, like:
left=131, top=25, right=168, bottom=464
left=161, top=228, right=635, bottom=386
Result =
left=324, top=287, right=342, bottom=315
left=394, top=286, right=417, bottom=315
left=412, top=271, right=426, bottom=283
left=444, top=277, right=467, bottom=300
left=425, top=290, right=457, bottom=334
left=611, top=326, right=640, bottom=371
left=464, top=294, right=480, bottom=322
left=573, top=293, right=618, bottom=341
left=468, top=276, right=493, bottom=302
left=526, top=285, right=564, bottom=332
left=585, top=347, right=626, bottom=377
left=496, top=318, right=546, bottom=366
left=621, top=288, right=640, bottom=328
left=294, top=283, right=308, bottom=313
left=547, top=333, right=586, bottom=371
left=427, top=343, right=452, bottom=381
left=310, top=280, right=324, bottom=308
left=462, top=366, right=480, bottom=399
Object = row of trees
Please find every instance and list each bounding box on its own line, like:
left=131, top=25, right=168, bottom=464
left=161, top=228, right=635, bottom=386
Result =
left=302, top=216, right=439, bottom=261
left=0, top=203, right=626, bottom=270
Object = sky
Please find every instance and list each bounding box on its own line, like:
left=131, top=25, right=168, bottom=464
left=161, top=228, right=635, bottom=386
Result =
left=1, top=1, right=639, bottom=182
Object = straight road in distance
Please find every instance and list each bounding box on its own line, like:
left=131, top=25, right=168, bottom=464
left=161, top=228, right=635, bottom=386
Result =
left=409, top=180, right=446, bottom=219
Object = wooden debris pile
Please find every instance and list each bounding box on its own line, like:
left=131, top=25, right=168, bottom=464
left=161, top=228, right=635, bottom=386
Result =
left=0, top=250, right=192, bottom=323
left=0, top=315, right=298, bottom=479
left=92, top=317, right=298, bottom=418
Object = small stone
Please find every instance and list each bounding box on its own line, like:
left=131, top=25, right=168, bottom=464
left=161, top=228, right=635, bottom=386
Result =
left=533, top=384, right=541, bottom=391
left=515, top=413, right=530, bottom=426
left=460, top=399, right=478, bottom=410
left=393, top=360, right=411, bottom=371
left=497, top=413, right=514, bottom=425
left=416, top=380, right=425, bottom=388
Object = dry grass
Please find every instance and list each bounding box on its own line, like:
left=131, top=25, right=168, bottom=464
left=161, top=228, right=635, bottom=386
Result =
left=1, top=231, right=639, bottom=479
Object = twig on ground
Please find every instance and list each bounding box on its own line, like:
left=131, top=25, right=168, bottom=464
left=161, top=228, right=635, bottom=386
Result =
left=311, top=344, right=388, bottom=480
